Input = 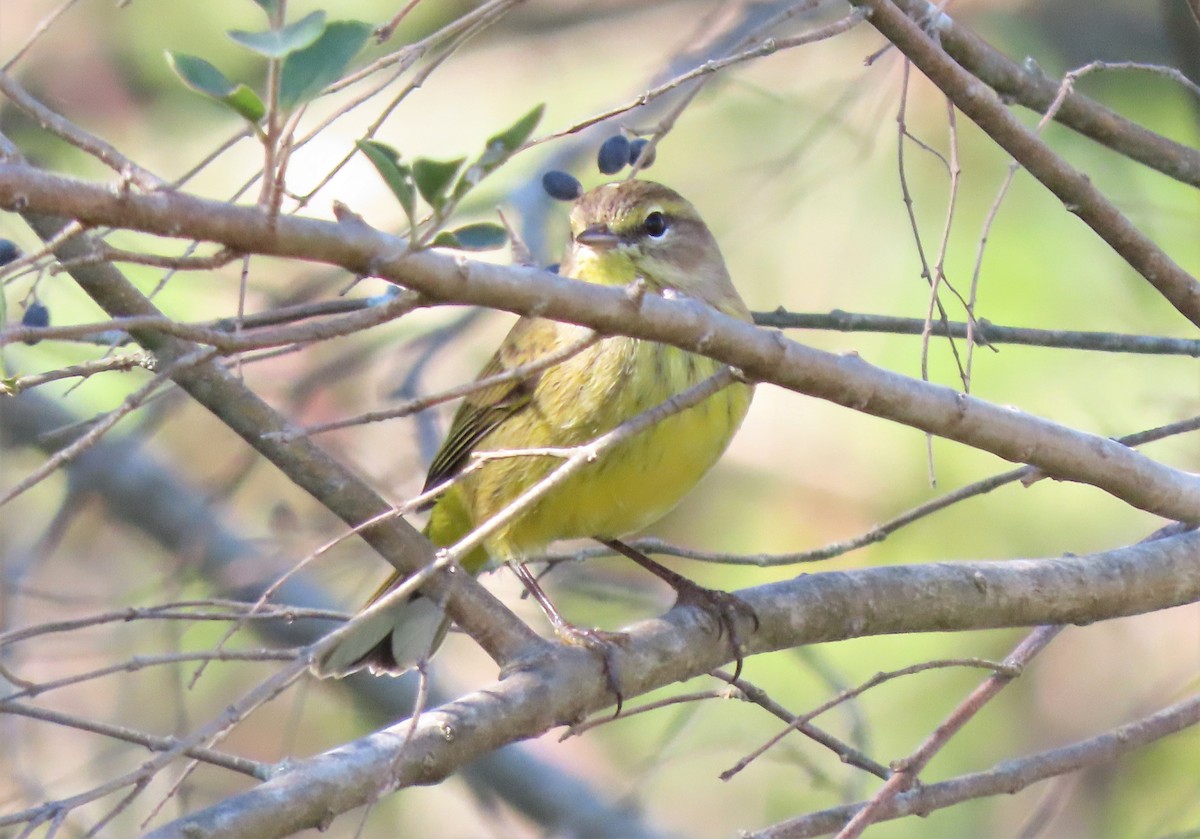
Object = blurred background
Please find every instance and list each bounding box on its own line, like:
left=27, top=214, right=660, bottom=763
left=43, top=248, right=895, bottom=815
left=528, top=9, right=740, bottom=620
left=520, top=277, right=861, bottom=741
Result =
left=1, top=1, right=1198, bottom=836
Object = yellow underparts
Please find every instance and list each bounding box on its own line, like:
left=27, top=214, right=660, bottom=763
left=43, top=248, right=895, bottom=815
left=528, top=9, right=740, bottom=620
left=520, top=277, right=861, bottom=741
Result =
left=425, top=334, right=752, bottom=573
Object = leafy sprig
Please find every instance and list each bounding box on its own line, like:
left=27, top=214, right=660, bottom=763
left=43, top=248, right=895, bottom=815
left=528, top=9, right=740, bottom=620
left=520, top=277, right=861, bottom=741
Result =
left=356, top=104, right=543, bottom=251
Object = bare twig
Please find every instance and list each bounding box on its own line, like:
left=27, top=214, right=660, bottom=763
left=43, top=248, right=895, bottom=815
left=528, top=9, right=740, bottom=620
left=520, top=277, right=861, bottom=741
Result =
left=722, top=657, right=1017, bottom=782
left=542, top=414, right=1200, bottom=570
left=0, top=288, right=422, bottom=355
left=835, top=625, right=1062, bottom=838
left=54, top=244, right=241, bottom=272
left=0, top=68, right=163, bottom=190
left=710, top=670, right=893, bottom=781
left=749, top=691, right=1200, bottom=838
left=0, top=353, right=154, bottom=395
left=0, top=701, right=269, bottom=779
left=0, top=661, right=309, bottom=833
left=852, top=0, right=1200, bottom=327
left=1, top=0, right=86, bottom=71
left=0, top=601, right=345, bottom=649
left=279, top=328, right=598, bottom=439
left=537, top=7, right=870, bottom=146
left=883, top=0, right=1200, bottom=188
left=752, top=309, right=1200, bottom=356
left=3, top=649, right=298, bottom=702
left=893, top=61, right=969, bottom=402
left=0, top=347, right=216, bottom=506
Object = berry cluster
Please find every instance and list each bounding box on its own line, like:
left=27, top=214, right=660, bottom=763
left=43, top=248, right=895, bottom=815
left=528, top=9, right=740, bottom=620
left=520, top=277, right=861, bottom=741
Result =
left=540, top=134, right=657, bottom=203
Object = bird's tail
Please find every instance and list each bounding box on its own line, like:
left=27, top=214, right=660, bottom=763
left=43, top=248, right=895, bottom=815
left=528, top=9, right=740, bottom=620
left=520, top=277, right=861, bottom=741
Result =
left=312, top=490, right=486, bottom=678
left=312, top=568, right=450, bottom=677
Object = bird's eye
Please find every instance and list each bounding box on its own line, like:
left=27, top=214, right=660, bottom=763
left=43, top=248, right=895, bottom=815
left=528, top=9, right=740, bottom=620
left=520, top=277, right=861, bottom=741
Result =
left=643, top=211, right=669, bottom=238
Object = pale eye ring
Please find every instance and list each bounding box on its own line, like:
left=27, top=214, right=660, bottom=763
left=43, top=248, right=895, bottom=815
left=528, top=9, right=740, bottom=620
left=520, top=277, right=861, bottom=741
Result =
left=643, top=211, right=669, bottom=238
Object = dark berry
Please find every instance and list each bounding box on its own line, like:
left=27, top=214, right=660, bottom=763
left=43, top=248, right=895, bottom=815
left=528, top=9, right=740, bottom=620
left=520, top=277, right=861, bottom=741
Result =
left=628, top=138, right=656, bottom=168
left=0, top=239, right=18, bottom=267
left=596, top=135, right=630, bottom=175
left=22, top=301, right=49, bottom=344
left=542, top=170, right=583, bottom=201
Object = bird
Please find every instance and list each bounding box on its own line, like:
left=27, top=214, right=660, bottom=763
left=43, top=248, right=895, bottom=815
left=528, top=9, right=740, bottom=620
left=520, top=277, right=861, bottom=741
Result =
left=315, top=178, right=754, bottom=678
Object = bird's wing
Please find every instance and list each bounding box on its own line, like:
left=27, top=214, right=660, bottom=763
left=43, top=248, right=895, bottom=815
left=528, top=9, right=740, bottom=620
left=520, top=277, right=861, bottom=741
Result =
left=421, top=317, right=563, bottom=495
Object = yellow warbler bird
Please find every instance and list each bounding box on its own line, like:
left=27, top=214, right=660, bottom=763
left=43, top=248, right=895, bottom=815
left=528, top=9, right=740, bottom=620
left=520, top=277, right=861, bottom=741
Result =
left=317, top=179, right=754, bottom=677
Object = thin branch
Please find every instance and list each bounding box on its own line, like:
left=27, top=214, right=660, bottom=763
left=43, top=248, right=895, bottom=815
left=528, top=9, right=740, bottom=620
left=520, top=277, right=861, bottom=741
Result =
left=851, top=0, right=1200, bottom=327
left=0, top=294, right=388, bottom=348
left=0, top=68, right=163, bottom=190
left=278, top=328, right=599, bottom=439
left=721, top=657, right=1017, bottom=782
left=0, top=353, right=155, bottom=395
left=535, top=6, right=869, bottom=146
left=54, top=243, right=242, bottom=272
left=0, top=601, right=345, bottom=649
left=0, top=701, right=271, bottom=780
left=0, top=288, right=422, bottom=355
left=835, top=625, right=1062, bottom=838
left=752, top=309, right=1200, bottom=355
left=1, top=0, right=86, bottom=71
left=563, top=688, right=736, bottom=737
left=893, top=60, right=969, bottom=402
left=0, top=347, right=217, bottom=506
left=0, top=218, right=87, bottom=287
left=0, top=660, right=309, bottom=833
left=709, top=670, right=893, bottom=782
left=751, top=691, right=1200, bottom=838
left=884, top=0, right=1200, bottom=188
left=3, top=649, right=298, bottom=702
left=1061, top=60, right=1200, bottom=105
left=542, top=414, right=1200, bottom=569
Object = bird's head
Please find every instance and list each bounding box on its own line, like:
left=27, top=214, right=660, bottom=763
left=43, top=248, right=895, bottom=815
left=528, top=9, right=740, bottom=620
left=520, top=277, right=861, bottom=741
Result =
left=563, top=180, right=748, bottom=319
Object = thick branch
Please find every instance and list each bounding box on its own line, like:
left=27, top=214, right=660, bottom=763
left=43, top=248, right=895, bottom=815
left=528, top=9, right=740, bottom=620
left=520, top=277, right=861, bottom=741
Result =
left=1, top=163, right=1197, bottom=522
left=146, top=530, right=1200, bottom=839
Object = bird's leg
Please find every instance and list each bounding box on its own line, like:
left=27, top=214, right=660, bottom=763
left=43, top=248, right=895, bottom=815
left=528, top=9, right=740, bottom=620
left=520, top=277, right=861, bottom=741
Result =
left=601, top=539, right=758, bottom=680
left=507, top=561, right=627, bottom=713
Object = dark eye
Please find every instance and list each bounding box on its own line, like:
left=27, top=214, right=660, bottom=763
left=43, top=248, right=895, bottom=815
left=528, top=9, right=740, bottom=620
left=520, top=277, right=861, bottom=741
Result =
left=643, top=211, right=668, bottom=238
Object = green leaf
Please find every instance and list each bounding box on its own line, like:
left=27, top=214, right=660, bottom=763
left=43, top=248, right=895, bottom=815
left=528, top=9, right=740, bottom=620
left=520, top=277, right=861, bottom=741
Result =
left=224, top=83, right=266, bottom=123
left=484, top=103, right=544, bottom=158
left=166, top=51, right=265, bottom=124
left=357, top=140, right=415, bottom=222
left=412, top=158, right=464, bottom=212
left=228, top=11, right=326, bottom=58
left=279, top=20, right=371, bottom=111
left=431, top=223, right=508, bottom=251
left=451, top=104, right=544, bottom=203
left=166, top=51, right=237, bottom=98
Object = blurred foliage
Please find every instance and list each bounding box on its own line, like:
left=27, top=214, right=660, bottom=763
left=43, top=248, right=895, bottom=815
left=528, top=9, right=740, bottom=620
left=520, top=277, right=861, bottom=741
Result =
left=1, top=1, right=1198, bottom=838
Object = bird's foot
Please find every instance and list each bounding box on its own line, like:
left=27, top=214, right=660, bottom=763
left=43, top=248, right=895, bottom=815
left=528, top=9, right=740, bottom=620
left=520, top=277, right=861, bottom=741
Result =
left=670, top=578, right=758, bottom=681
left=556, top=624, right=630, bottom=715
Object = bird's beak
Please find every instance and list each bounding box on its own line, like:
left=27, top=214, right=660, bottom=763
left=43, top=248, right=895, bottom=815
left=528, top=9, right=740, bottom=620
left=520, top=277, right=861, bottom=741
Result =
left=574, top=225, right=620, bottom=251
